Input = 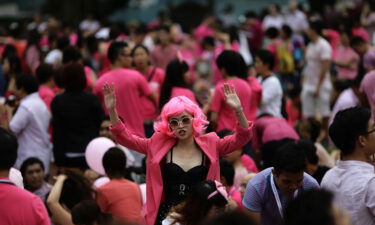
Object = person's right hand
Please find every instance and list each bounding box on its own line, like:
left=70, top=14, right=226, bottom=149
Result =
left=103, top=83, right=116, bottom=111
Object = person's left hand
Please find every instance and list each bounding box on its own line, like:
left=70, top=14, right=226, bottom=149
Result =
left=222, top=83, right=242, bottom=111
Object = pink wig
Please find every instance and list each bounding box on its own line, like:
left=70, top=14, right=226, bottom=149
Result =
left=154, top=96, right=209, bottom=137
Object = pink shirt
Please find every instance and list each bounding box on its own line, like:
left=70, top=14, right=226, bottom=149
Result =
left=194, top=24, right=214, bottom=41
left=96, top=179, right=142, bottom=223
left=0, top=178, right=50, bottom=225
left=150, top=44, right=178, bottom=70
left=38, top=85, right=55, bottom=110
left=228, top=186, right=244, bottom=210
left=360, top=71, right=375, bottom=121
left=139, top=66, right=165, bottom=120
left=335, top=46, right=359, bottom=80
left=247, top=76, right=262, bottom=121
left=94, top=68, right=152, bottom=137
left=241, top=154, right=259, bottom=173
left=252, top=116, right=299, bottom=150
left=170, top=87, right=198, bottom=104
left=210, top=78, right=252, bottom=132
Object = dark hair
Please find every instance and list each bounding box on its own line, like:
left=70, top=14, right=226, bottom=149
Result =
left=0, top=128, right=18, bottom=170
left=36, top=63, right=54, bottom=84
left=62, top=45, right=82, bottom=64
left=216, top=50, right=247, bottom=79
left=220, top=160, right=235, bottom=186
left=15, top=74, right=39, bottom=94
left=56, top=36, right=70, bottom=50
left=245, top=11, right=257, bottom=19
left=203, top=210, right=257, bottom=225
left=255, top=49, right=275, bottom=69
left=170, top=180, right=228, bottom=225
left=265, top=27, right=279, bottom=39
left=102, top=147, right=126, bottom=177
left=59, top=170, right=94, bottom=210
left=107, top=41, right=128, bottom=63
left=62, top=63, right=86, bottom=91
left=309, top=20, right=324, bottom=36
left=329, top=107, right=372, bottom=156
left=281, top=25, right=293, bottom=39
left=202, top=36, right=215, bottom=48
left=3, top=54, right=22, bottom=75
left=298, top=139, right=318, bottom=165
left=284, top=189, right=335, bottom=225
left=2, top=44, right=18, bottom=59
left=273, top=142, right=306, bottom=174
left=158, top=25, right=170, bottom=33
left=27, top=29, right=41, bottom=47
left=159, top=59, right=189, bottom=110
left=20, top=157, right=45, bottom=176
left=131, top=44, right=150, bottom=57
left=350, top=36, right=366, bottom=47
left=72, top=200, right=114, bottom=225
left=295, top=118, right=321, bottom=143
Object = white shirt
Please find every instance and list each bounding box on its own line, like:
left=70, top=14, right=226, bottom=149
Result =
left=258, top=75, right=283, bottom=117
left=10, top=93, right=52, bottom=173
left=285, top=10, right=308, bottom=33
left=321, top=160, right=375, bottom=225
left=44, top=49, right=62, bottom=67
left=303, top=37, right=332, bottom=92
left=329, top=88, right=359, bottom=125
left=262, top=15, right=285, bottom=29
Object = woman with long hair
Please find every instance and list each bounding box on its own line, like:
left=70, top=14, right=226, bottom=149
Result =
left=103, top=82, right=252, bottom=225
left=159, top=58, right=197, bottom=111
left=162, top=180, right=228, bottom=225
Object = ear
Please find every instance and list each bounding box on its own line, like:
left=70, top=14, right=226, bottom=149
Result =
left=358, top=135, right=367, bottom=147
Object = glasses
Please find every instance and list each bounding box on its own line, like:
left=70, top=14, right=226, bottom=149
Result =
left=366, top=128, right=375, bottom=135
left=169, top=117, right=192, bottom=129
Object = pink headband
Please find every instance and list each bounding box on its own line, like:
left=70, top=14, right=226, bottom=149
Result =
left=207, top=180, right=228, bottom=200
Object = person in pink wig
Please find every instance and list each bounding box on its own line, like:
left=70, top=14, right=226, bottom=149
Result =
left=103, top=83, right=252, bottom=225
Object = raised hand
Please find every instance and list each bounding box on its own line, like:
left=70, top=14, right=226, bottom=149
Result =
left=103, top=83, right=116, bottom=111
left=222, top=83, right=242, bottom=112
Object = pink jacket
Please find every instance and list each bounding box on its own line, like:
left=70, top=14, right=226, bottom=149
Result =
left=110, top=121, right=253, bottom=225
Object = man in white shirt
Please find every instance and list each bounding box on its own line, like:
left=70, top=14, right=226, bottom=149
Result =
left=9, top=75, right=52, bottom=173
left=255, top=49, right=283, bottom=117
left=301, top=20, right=332, bottom=133
left=284, top=0, right=308, bottom=35
left=321, top=107, right=375, bottom=225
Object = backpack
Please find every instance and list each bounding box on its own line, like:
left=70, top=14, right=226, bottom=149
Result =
left=277, top=43, right=295, bottom=74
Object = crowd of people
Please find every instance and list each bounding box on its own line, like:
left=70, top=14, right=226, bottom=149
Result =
left=0, top=0, right=375, bottom=224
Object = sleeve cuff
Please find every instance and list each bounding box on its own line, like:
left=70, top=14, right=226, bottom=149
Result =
left=109, top=120, right=125, bottom=133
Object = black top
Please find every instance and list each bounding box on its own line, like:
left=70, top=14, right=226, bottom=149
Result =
left=51, top=91, right=104, bottom=167
left=162, top=148, right=208, bottom=204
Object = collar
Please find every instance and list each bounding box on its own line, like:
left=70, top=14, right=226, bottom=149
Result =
left=336, top=160, right=375, bottom=172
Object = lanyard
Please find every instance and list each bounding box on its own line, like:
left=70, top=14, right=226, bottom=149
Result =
left=270, top=173, right=298, bottom=218
left=0, top=179, right=14, bottom=186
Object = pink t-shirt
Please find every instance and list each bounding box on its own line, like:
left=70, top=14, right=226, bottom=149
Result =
left=247, top=76, right=262, bottom=121
left=171, top=87, right=198, bottom=104
left=150, top=44, right=178, bottom=70
left=360, top=71, right=375, bottom=121
left=228, top=186, right=244, bottom=210
left=84, top=66, right=94, bottom=91
left=335, top=46, right=359, bottom=80
left=94, top=68, right=152, bottom=137
left=210, top=78, right=252, bottom=132
left=241, top=154, right=259, bottom=173
left=252, top=116, right=299, bottom=150
left=0, top=178, right=50, bottom=225
left=194, top=24, right=214, bottom=41
left=139, top=66, right=165, bottom=120
left=285, top=99, right=301, bottom=126
left=38, top=85, right=55, bottom=110
left=96, top=179, right=142, bottom=223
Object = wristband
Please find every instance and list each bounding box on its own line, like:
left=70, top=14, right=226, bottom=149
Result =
left=235, top=107, right=243, bottom=114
